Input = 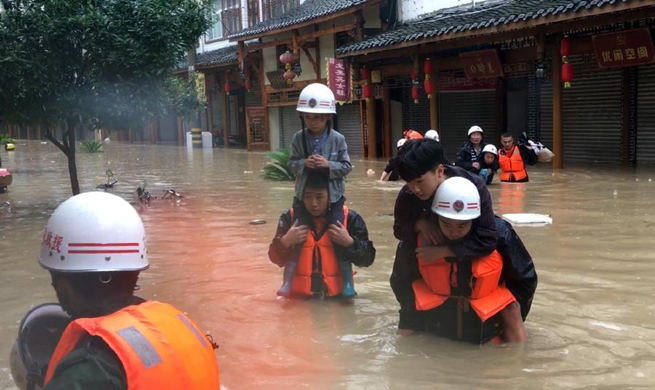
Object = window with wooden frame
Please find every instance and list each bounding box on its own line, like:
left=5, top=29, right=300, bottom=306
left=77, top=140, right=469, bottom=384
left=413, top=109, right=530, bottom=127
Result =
left=262, top=0, right=299, bottom=21
left=206, top=0, right=242, bottom=41
left=247, top=0, right=260, bottom=28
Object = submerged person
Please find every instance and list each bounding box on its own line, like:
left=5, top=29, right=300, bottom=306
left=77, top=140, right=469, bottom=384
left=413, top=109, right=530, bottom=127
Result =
left=479, top=144, right=500, bottom=185
left=390, top=138, right=498, bottom=335
left=268, top=171, right=376, bottom=299
left=499, top=132, right=538, bottom=183
left=286, top=83, right=353, bottom=296
left=38, top=192, right=220, bottom=390
left=413, top=177, right=528, bottom=343
left=380, top=138, right=406, bottom=182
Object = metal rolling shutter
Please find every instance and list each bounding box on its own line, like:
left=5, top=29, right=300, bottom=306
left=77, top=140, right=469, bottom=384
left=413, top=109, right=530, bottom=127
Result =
left=637, top=65, right=655, bottom=164
left=335, top=103, right=363, bottom=157
left=438, top=90, right=496, bottom=162
left=280, top=106, right=302, bottom=149
left=562, top=54, right=622, bottom=163
left=539, top=80, right=554, bottom=150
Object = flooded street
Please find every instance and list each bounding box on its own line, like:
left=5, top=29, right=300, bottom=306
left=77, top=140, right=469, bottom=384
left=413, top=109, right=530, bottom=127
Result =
left=1, top=141, right=654, bottom=389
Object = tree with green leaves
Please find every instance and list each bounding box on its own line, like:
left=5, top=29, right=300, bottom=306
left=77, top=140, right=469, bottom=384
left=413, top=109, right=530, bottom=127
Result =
left=0, top=0, right=210, bottom=194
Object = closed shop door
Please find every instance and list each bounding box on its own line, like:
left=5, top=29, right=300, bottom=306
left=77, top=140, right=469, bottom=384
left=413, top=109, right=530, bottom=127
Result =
left=562, top=54, right=622, bottom=163
left=539, top=80, right=554, bottom=150
left=280, top=106, right=302, bottom=149
left=439, top=90, right=496, bottom=161
left=336, top=103, right=363, bottom=157
left=637, top=65, right=655, bottom=164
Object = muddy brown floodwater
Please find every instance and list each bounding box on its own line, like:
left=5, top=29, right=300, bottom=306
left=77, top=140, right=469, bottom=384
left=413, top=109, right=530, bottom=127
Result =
left=0, top=141, right=654, bottom=389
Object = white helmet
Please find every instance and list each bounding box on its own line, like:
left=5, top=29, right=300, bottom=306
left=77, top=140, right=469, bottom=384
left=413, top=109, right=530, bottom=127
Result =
left=39, top=192, right=148, bottom=272
left=396, top=138, right=406, bottom=149
left=468, top=125, right=483, bottom=137
left=425, top=129, right=440, bottom=142
left=296, top=83, right=336, bottom=114
left=482, top=144, right=498, bottom=155
left=432, top=177, right=480, bottom=221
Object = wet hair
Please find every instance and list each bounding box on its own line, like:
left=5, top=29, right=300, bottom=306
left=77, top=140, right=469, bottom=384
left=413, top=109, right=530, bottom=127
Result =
left=501, top=132, right=513, bottom=139
left=396, top=139, right=445, bottom=182
left=304, top=169, right=329, bottom=192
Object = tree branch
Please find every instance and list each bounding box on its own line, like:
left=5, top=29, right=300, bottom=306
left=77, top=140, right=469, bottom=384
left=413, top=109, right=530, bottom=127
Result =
left=45, top=129, right=69, bottom=155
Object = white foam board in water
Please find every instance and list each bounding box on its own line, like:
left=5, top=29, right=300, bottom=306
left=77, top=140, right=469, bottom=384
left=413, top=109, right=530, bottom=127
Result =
left=502, top=213, right=553, bottom=226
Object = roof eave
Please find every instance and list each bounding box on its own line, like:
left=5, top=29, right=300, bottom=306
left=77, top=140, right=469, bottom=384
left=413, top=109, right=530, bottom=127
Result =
left=337, top=2, right=655, bottom=58
left=229, top=0, right=382, bottom=43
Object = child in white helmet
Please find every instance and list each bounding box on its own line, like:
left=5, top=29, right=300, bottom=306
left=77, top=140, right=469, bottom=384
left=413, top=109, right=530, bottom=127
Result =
left=283, top=83, right=353, bottom=298
left=479, top=144, right=500, bottom=185
left=414, top=177, right=528, bottom=343
left=380, top=138, right=406, bottom=181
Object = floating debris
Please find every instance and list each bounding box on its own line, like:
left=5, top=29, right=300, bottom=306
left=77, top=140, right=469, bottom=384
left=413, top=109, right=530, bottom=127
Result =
left=249, top=219, right=266, bottom=225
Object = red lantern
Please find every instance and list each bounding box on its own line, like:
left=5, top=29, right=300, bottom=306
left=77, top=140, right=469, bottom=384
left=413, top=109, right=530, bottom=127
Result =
left=361, top=66, right=370, bottom=81
left=245, top=79, right=252, bottom=92
left=410, top=68, right=418, bottom=81
left=363, top=83, right=371, bottom=101
left=412, top=86, right=420, bottom=104
left=283, top=70, right=296, bottom=85
left=224, top=71, right=231, bottom=93
left=560, top=36, right=572, bottom=58
left=424, top=78, right=433, bottom=97
left=423, top=58, right=432, bottom=75
left=560, top=35, right=573, bottom=88
left=279, top=50, right=294, bottom=65
left=562, top=62, right=573, bottom=88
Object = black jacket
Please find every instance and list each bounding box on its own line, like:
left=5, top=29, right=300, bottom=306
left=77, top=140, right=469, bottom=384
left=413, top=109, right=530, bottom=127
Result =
left=455, top=141, right=488, bottom=173
left=391, top=165, right=498, bottom=330
left=268, top=208, right=376, bottom=268
left=496, top=216, right=538, bottom=321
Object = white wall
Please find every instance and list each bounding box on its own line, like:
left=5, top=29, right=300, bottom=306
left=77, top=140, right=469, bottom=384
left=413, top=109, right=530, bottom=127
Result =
left=399, top=0, right=491, bottom=21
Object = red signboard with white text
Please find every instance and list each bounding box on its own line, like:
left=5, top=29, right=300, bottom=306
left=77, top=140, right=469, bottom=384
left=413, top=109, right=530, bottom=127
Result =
left=459, top=49, right=504, bottom=79
left=327, top=58, right=352, bottom=104
left=592, top=28, right=655, bottom=68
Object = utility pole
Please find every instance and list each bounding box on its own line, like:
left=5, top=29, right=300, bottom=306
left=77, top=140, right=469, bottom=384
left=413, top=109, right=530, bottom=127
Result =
left=188, top=45, right=202, bottom=148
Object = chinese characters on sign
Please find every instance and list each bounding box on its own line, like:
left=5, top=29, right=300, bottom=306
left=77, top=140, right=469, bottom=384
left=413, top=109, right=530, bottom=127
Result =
left=438, top=76, right=497, bottom=91
left=592, top=28, right=655, bottom=68
left=459, top=49, right=504, bottom=79
left=327, top=58, right=352, bottom=104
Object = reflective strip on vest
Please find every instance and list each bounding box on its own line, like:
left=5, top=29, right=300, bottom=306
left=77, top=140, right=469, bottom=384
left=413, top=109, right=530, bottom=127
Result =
left=116, top=326, right=162, bottom=369
left=177, top=314, right=208, bottom=348
left=44, top=301, right=220, bottom=389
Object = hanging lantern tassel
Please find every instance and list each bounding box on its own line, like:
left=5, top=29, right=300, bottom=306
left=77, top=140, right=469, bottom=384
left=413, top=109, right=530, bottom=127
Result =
left=560, top=35, right=573, bottom=88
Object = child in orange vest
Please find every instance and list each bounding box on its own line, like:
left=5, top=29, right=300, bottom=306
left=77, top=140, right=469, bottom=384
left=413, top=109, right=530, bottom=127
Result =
left=268, top=171, right=376, bottom=299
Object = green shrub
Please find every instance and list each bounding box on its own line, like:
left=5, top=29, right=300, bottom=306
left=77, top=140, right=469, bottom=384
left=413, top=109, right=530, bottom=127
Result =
left=262, top=148, right=295, bottom=181
left=79, top=140, right=103, bottom=153
left=0, top=134, right=16, bottom=145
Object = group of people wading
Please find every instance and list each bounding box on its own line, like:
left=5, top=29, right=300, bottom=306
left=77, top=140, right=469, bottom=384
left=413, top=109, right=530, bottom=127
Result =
left=268, top=83, right=537, bottom=343
left=13, top=82, right=537, bottom=389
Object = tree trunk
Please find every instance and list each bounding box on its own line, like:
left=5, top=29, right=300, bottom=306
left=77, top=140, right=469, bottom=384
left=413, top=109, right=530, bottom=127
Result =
left=66, top=122, right=80, bottom=195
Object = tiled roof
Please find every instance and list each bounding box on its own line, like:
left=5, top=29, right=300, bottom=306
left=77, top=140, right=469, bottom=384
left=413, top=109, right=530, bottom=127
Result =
left=337, top=0, right=642, bottom=55
left=229, top=0, right=371, bottom=40
left=178, top=45, right=238, bottom=70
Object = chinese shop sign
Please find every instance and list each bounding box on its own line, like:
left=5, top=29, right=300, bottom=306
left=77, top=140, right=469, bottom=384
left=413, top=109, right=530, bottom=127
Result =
left=459, top=49, right=504, bottom=79
left=327, top=58, right=352, bottom=104
left=592, top=28, right=655, bottom=68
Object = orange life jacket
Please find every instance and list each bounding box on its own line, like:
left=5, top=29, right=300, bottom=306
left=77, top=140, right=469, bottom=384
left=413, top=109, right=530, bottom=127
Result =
left=412, top=242, right=515, bottom=323
left=499, top=145, right=527, bottom=182
left=291, top=206, right=349, bottom=297
left=44, top=301, right=220, bottom=389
